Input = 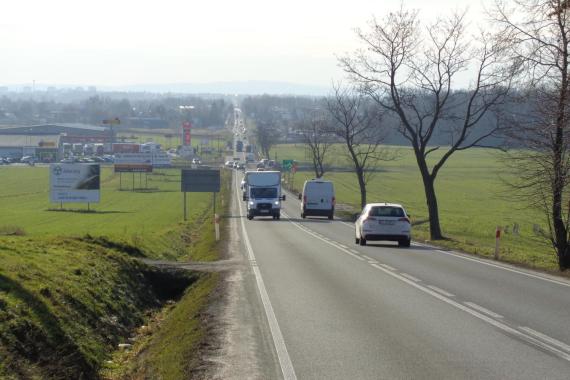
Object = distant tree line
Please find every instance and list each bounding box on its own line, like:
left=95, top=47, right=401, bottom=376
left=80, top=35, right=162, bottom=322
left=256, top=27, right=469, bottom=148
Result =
left=0, top=94, right=234, bottom=129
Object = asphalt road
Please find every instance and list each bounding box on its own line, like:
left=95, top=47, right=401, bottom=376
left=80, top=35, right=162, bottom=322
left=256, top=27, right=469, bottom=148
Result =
left=228, top=168, right=570, bottom=380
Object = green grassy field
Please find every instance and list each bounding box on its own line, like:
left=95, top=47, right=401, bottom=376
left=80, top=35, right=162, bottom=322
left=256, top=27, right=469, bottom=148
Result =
left=0, top=166, right=226, bottom=260
left=274, top=144, right=559, bottom=272
left=0, top=165, right=230, bottom=377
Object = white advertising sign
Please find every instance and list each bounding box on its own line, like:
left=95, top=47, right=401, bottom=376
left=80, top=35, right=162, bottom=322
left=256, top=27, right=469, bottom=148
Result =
left=152, top=151, right=172, bottom=167
left=113, top=153, right=152, bottom=164
left=50, top=164, right=101, bottom=203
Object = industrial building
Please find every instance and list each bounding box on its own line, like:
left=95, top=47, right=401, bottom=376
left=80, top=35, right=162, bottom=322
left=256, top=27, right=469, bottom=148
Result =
left=0, top=123, right=114, bottom=161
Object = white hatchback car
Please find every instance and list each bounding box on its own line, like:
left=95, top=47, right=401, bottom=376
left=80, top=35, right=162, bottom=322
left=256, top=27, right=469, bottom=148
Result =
left=355, top=203, right=411, bottom=247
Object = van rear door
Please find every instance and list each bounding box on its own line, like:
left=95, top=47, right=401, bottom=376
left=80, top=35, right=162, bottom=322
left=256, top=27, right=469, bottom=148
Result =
left=305, top=181, right=334, bottom=210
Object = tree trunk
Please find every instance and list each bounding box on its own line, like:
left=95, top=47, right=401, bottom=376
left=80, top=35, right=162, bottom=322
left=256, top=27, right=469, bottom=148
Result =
left=356, top=168, right=367, bottom=209
left=553, top=65, right=569, bottom=271
left=424, top=176, right=443, bottom=240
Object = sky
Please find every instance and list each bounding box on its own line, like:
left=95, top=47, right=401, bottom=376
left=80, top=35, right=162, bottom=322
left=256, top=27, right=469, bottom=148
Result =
left=0, top=0, right=492, bottom=88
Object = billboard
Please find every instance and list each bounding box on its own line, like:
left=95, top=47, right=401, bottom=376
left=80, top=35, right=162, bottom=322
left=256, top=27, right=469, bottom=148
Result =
left=50, top=164, right=100, bottom=203
left=152, top=151, right=172, bottom=167
left=114, top=153, right=152, bottom=164
left=114, top=164, right=152, bottom=173
left=181, top=169, right=220, bottom=192
left=112, top=143, right=140, bottom=153
left=182, top=122, right=192, bottom=146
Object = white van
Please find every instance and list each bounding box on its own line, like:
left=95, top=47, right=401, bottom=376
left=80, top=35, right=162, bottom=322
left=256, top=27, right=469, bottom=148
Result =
left=299, top=179, right=335, bottom=219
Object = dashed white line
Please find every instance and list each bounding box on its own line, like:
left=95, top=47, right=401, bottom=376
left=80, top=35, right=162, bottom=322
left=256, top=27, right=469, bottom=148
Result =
left=427, top=285, right=455, bottom=298
left=281, top=203, right=570, bottom=363
left=400, top=273, right=421, bottom=283
left=464, top=302, right=504, bottom=319
left=519, top=327, right=570, bottom=354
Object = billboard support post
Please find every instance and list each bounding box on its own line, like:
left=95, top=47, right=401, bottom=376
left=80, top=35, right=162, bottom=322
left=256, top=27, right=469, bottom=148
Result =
left=183, top=192, right=187, bottom=221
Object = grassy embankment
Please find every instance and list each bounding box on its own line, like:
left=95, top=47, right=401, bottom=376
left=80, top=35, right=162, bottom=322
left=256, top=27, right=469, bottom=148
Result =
left=0, top=165, right=232, bottom=378
left=273, top=144, right=559, bottom=272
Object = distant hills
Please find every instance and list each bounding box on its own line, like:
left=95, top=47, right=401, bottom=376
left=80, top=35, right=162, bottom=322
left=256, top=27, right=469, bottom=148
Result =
left=0, top=81, right=331, bottom=97
left=102, top=81, right=331, bottom=96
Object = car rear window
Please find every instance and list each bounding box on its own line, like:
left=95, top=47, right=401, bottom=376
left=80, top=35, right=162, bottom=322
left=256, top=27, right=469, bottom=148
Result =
left=369, top=206, right=404, bottom=217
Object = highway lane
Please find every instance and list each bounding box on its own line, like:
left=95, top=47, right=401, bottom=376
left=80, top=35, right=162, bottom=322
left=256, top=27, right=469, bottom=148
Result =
left=279, top=191, right=570, bottom=351
left=232, top=171, right=570, bottom=379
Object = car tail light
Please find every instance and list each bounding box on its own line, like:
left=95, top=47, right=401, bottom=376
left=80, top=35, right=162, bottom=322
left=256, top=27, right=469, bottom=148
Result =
left=332, top=196, right=336, bottom=206
left=399, top=217, right=410, bottom=224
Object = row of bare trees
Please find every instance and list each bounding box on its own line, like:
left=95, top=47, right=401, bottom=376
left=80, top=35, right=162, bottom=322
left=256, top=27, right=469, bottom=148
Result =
left=295, top=1, right=570, bottom=271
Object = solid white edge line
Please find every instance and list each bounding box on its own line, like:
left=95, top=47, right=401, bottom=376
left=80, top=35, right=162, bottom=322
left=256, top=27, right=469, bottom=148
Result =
left=464, top=302, right=504, bottom=319
left=235, top=175, right=297, bottom=380
left=379, top=264, right=396, bottom=271
left=282, top=211, right=570, bottom=363
left=519, top=327, right=570, bottom=354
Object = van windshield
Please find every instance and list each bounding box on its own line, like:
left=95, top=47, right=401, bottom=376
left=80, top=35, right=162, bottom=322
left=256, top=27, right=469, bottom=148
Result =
left=251, top=188, right=277, bottom=199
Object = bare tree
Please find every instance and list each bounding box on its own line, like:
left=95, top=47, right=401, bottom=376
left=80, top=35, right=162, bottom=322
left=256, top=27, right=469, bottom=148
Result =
left=327, top=84, right=392, bottom=209
left=340, top=7, right=516, bottom=240
left=493, top=0, right=570, bottom=270
left=299, top=111, right=333, bottom=178
left=253, top=121, right=280, bottom=159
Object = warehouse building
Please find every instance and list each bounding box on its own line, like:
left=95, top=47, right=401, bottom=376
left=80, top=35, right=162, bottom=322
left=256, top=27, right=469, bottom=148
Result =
left=0, top=123, right=114, bottom=162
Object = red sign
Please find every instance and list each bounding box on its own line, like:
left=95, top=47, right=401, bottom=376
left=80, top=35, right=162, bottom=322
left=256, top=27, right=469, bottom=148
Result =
left=112, top=143, right=140, bottom=153
left=182, top=122, right=192, bottom=146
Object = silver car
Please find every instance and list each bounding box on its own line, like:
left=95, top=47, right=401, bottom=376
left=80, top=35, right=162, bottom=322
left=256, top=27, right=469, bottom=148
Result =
left=355, top=203, right=411, bottom=247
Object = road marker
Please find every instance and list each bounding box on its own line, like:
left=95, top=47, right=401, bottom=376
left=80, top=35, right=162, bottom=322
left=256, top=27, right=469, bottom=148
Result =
left=400, top=273, right=421, bottom=283
left=464, top=302, right=504, bottom=319
left=519, top=327, right=570, bottom=354
left=426, top=285, right=455, bottom=298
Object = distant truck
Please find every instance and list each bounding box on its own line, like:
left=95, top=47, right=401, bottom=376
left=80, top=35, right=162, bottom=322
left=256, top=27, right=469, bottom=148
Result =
left=242, top=171, right=285, bottom=220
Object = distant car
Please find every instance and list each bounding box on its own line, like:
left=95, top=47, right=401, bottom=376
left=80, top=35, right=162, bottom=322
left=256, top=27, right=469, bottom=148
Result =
left=20, top=156, right=35, bottom=164
left=355, top=203, right=411, bottom=247
left=60, top=158, right=74, bottom=163
left=192, top=158, right=202, bottom=165
left=237, top=163, right=246, bottom=170
left=232, top=162, right=240, bottom=169
left=225, top=160, right=234, bottom=167
left=256, top=162, right=265, bottom=169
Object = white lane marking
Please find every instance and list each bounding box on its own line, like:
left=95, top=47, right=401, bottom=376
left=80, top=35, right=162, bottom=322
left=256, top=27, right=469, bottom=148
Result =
left=348, top=252, right=365, bottom=261
left=283, top=212, right=570, bottom=363
left=379, top=264, right=396, bottom=271
left=464, top=302, right=504, bottom=319
left=362, top=254, right=377, bottom=263
left=519, top=327, right=570, bottom=354
left=410, top=242, right=570, bottom=289
left=370, top=264, right=570, bottom=362
left=235, top=176, right=297, bottom=380
left=400, top=273, right=421, bottom=283
left=427, top=285, right=455, bottom=298
left=338, top=244, right=349, bottom=249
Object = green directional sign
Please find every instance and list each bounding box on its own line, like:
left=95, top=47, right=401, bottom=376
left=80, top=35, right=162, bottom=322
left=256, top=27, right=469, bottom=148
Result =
left=282, top=159, right=294, bottom=172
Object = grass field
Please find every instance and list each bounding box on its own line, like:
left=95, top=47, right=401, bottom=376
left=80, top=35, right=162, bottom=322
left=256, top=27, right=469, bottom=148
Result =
left=0, top=164, right=230, bottom=377
left=0, top=165, right=227, bottom=260
left=274, top=144, right=559, bottom=272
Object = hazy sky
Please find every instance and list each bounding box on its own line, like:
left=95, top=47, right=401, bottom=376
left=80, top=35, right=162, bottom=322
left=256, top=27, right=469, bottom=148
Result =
left=0, top=0, right=492, bottom=87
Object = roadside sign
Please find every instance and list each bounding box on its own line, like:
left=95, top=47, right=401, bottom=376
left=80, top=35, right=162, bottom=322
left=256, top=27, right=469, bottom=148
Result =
left=282, top=159, right=294, bottom=172
left=114, top=164, right=152, bottom=173
left=182, top=122, right=192, bottom=146
left=50, top=163, right=100, bottom=203
left=181, top=169, right=220, bottom=192
left=102, top=118, right=121, bottom=125
left=114, top=152, right=154, bottom=173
